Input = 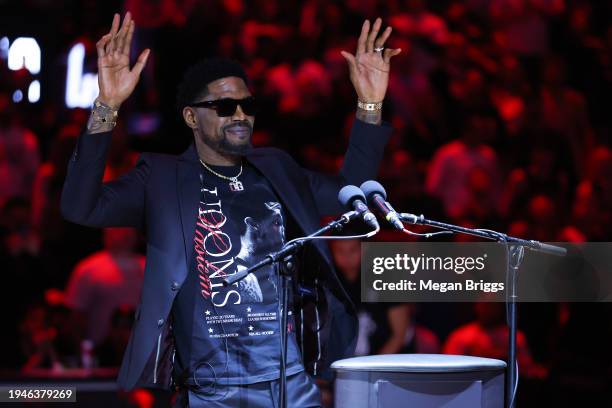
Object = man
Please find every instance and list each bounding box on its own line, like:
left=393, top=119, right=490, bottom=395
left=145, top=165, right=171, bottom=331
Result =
left=64, top=228, right=144, bottom=345
left=443, top=302, right=545, bottom=378
left=61, top=12, right=400, bottom=407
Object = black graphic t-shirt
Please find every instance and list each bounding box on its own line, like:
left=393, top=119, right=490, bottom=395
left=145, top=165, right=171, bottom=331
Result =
left=172, top=162, right=303, bottom=387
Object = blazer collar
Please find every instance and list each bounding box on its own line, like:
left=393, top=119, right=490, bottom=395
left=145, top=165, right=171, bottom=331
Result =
left=179, top=142, right=199, bottom=163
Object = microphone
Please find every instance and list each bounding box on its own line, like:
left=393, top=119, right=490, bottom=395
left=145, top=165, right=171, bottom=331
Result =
left=360, top=180, right=404, bottom=230
left=338, top=185, right=380, bottom=230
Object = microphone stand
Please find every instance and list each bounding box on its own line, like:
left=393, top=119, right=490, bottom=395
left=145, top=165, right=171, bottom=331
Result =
left=399, top=212, right=566, bottom=408
left=222, top=211, right=359, bottom=408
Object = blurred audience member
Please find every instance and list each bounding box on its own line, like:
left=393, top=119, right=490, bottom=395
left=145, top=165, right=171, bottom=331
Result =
left=538, top=54, right=594, bottom=174
left=444, top=302, right=547, bottom=378
left=499, top=131, right=574, bottom=220
left=488, top=0, right=561, bottom=56
left=385, top=303, right=440, bottom=354
left=0, top=198, right=39, bottom=259
left=572, top=146, right=612, bottom=241
left=426, top=109, right=502, bottom=220
left=0, top=92, right=40, bottom=206
left=64, top=228, right=144, bottom=345
left=508, top=194, right=568, bottom=242
left=20, top=302, right=81, bottom=371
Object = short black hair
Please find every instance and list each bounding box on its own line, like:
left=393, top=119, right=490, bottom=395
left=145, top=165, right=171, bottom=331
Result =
left=176, top=57, right=249, bottom=112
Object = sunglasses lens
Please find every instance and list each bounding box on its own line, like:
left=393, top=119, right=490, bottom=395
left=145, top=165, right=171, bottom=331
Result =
left=240, top=97, right=257, bottom=115
left=215, top=100, right=238, bottom=117
left=205, top=98, right=257, bottom=116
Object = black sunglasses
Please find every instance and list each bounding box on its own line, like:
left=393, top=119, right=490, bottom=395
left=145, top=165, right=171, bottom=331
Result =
left=190, top=96, right=258, bottom=117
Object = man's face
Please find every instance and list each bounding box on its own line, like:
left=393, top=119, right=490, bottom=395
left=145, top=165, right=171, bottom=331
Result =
left=331, top=239, right=361, bottom=280
left=183, top=76, right=255, bottom=155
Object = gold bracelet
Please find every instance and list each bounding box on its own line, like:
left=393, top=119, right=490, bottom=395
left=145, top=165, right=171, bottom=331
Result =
left=89, top=99, right=119, bottom=128
left=86, top=99, right=119, bottom=133
left=357, top=100, right=383, bottom=111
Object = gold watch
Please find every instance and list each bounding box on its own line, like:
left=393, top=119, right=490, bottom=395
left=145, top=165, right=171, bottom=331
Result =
left=357, top=100, right=383, bottom=111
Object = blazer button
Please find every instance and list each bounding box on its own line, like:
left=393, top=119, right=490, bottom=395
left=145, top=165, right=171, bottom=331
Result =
left=157, top=318, right=164, bottom=327
left=171, top=281, right=180, bottom=291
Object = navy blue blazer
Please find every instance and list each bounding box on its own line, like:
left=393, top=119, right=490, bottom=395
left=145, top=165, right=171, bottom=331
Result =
left=61, top=118, right=391, bottom=390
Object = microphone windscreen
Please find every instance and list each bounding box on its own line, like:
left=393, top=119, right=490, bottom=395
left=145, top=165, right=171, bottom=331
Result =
left=338, top=185, right=365, bottom=208
left=360, top=180, right=387, bottom=201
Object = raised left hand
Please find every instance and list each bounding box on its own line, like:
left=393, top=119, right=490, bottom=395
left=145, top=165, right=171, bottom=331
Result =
left=341, top=18, right=401, bottom=103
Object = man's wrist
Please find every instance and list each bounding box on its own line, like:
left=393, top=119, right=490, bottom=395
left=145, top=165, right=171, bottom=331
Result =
left=86, top=98, right=119, bottom=134
left=95, top=96, right=121, bottom=110
left=356, top=99, right=383, bottom=125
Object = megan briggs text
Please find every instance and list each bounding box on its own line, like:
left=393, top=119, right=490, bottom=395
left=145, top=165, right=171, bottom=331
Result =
left=373, top=279, right=505, bottom=293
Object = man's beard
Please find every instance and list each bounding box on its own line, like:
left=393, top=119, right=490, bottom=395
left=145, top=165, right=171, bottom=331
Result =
left=203, top=121, right=253, bottom=156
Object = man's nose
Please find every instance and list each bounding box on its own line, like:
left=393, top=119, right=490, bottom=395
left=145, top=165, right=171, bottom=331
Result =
left=232, top=104, right=247, bottom=121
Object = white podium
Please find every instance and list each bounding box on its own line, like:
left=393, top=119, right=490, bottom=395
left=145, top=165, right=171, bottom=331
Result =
left=332, top=354, right=506, bottom=408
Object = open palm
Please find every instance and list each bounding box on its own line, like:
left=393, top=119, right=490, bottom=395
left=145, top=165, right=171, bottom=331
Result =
left=341, top=18, right=402, bottom=103
left=96, top=12, right=150, bottom=109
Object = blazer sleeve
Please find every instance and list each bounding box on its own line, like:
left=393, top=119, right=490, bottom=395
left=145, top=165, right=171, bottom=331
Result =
left=303, top=118, right=392, bottom=216
left=60, top=131, right=150, bottom=229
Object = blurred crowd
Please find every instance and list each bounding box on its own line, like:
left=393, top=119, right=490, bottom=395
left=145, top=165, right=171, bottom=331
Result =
left=1, top=0, right=611, bottom=406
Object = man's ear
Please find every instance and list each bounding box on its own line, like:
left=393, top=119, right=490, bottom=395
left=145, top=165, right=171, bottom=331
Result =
left=244, top=217, right=258, bottom=230
left=182, top=107, right=198, bottom=129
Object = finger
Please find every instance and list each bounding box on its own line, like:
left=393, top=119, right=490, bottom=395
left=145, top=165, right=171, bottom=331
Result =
left=366, top=18, right=382, bottom=53
left=131, top=48, right=150, bottom=77
left=356, top=20, right=369, bottom=55
left=340, top=50, right=357, bottom=73
left=122, top=20, right=135, bottom=56
left=374, top=26, right=392, bottom=49
left=383, top=48, right=402, bottom=64
left=109, top=13, right=120, bottom=37
left=96, top=33, right=112, bottom=58
left=105, top=35, right=114, bottom=55
left=105, top=13, right=120, bottom=54
left=115, top=12, right=131, bottom=53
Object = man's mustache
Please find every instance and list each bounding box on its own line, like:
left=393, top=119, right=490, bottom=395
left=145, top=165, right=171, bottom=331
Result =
left=223, top=121, right=253, bottom=132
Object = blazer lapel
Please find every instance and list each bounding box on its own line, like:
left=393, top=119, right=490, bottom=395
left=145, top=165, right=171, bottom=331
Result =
left=247, top=151, right=334, bottom=267
left=177, top=143, right=201, bottom=266
left=247, top=153, right=317, bottom=237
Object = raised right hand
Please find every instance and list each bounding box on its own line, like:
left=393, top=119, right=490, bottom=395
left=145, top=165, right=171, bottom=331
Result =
left=96, top=12, right=150, bottom=109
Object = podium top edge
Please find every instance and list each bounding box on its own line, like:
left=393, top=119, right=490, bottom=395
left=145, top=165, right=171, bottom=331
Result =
left=331, top=354, right=507, bottom=373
